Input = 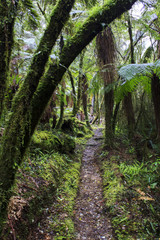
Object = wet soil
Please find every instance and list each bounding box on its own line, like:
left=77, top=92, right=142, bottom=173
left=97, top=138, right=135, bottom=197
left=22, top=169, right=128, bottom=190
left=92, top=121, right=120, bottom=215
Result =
left=74, top=128, right=113, bottom=240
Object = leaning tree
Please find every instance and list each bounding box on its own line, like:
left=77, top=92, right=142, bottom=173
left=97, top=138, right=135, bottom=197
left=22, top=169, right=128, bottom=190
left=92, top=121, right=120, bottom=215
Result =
left=0, top=0, right=137, bottom=231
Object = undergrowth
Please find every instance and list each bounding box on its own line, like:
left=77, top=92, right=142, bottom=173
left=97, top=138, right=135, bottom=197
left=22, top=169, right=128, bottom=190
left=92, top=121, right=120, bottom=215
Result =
left=100, top=138, right=160, bottom=240
left=1, top=126, right=91, bottom=239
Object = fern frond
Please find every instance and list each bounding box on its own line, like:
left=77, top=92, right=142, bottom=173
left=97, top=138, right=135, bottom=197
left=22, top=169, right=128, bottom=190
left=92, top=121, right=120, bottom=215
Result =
left=20, top=0, right=40, bottom=29
left=119, top=63, right=154, bottom=81
left=115, top=63, right=154, bottom=103
left=82, top=0, right=98, bottom=8
left=142, top=46, right=154, bottom=63
left=154, top=59, right=160, bottom=76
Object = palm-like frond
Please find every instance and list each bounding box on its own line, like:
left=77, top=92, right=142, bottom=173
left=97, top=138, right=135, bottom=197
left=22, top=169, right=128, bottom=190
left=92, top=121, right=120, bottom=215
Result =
left=81, top=0, right=98, bottom=8
left=119, top=63, right=154, bottom=81
left=20, top=0, right=40, bottom=29
left=115, top=61, right=160, bottom=103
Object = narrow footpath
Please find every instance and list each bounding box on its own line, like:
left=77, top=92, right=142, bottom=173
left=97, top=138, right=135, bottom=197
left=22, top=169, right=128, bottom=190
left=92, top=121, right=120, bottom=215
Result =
left=74, top=128, right=113, bottom=240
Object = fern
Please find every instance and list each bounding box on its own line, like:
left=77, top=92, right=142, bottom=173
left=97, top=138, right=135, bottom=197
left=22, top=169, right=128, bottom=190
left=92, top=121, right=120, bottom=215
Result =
left=82, top=0, right=98, bottom=8
left=142, top=46, right=154, bottom=63
left=115, top=62, right=156, bottom=103
left=119, top=63, right=154, bottom=81
left=20, top=0, right=40, bottom=29
left=154, top=59, right=160, bottom=76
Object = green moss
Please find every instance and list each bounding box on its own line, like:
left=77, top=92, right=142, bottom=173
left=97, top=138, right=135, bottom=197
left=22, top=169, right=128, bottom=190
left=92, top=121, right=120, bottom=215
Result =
left=61, top=117, right=92, bottom=138
left=41, top=152, right=81, bottom=239
left=31, top=130, right=62, bottom=152
left=31, top=130, right=75, bottom=153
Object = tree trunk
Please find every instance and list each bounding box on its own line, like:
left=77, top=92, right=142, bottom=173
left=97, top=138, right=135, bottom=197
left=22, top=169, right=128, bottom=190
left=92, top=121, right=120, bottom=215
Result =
left=82, top=74, right=92, bottom=129
left=123, top=92, right=135, bottom=139
left=96, top=92, right=100, bottom=124
left=96, top=27, right=115, bottom=146
left=151, top=74, right=160, bottom=141
left=67, top=70, right=77, bottom=116
left=92, top=96, right=104, bottom=125
left=123, top=13, right=135, bottom=139
left=112, top=102, right=120, bottom=133
left=55, top=81, right=65, bottom=129
left=0, top=0, right=137, bottom=231
left=73, top=50, right=85, bottom=116
left=0, top=0, right=18, bottom=116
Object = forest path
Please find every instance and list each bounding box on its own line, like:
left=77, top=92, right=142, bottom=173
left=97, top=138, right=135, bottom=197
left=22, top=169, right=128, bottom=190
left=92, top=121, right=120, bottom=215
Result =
left=74, top=128, right=113, bottom=240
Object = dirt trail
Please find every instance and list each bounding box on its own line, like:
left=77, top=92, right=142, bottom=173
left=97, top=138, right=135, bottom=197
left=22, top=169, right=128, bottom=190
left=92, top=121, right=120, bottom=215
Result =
left=74, top=128, right=113, bottom=240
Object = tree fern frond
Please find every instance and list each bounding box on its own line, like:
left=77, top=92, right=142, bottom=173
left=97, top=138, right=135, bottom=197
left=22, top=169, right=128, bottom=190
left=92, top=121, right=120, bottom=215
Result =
left=142, top=46, right=154, bottom=63
left=82, top=0, right=98, bottom=8
left=119, top=63, right=154, bottom=81
left=154, top=59, right=160, bottom=76
left=115, top=63, right=154, bottom=103
left=20, top=0, right=40, bottom=29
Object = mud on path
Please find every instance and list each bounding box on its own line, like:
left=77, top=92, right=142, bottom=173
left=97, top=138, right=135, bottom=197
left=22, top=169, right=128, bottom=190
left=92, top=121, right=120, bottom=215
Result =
left=74, top=128, right=113, bottom=240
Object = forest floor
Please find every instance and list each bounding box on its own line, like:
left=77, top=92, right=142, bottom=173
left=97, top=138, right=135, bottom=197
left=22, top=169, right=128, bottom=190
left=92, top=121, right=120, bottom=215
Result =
left=74, top=128, right=113, bottom=239
left=1, top=126, right=160, bottom=239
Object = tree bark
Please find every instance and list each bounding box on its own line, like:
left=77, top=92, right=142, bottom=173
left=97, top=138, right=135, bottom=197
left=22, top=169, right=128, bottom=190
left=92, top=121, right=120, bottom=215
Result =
left=73, top=50, right=85, bottom=116
left=0, top=0, right=137, bottom=230
left=67, top=70, right=77, bottom=115
left=82, top=74, right=92, bottom=129
left=123, top=13, right=135, bottom=139
left=0, top=0, right=18, bottom=116
left=55, top=81, right=65, bottom=129
left=92, top=96, right=104, bottom=125
left=151, top=74, right=160, bottom=141
left=112, top=102, right=120, bottom=133
left=123, top=92, right=135, bottom=139
left=96, top=27, right=115, bottom=146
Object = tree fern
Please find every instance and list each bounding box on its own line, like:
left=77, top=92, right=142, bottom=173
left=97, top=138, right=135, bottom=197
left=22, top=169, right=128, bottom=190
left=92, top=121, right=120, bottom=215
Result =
left=82, top=0, right=98, bottom=8
left=142, top=46, right=154, bottom=63
left=20, top=0, right=40, bottom=29
left=115, top=61, right=160, bottom=103
left=154, top=59, right=160, bottom=76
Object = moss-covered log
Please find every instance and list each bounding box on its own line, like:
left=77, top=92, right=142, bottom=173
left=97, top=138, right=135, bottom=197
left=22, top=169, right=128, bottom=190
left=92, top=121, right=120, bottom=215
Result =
left=0, top=0, right=137, bottom=232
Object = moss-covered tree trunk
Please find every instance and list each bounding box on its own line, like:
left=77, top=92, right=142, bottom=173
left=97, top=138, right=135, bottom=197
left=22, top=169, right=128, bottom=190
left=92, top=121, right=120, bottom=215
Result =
left=55, top=81, right=65, bottom=129
left=73, top=50, right=86, bottom=116
left=0, top=0, right=76, bottom=230
left=112, top=102, right=120, bottom=133
left=82, top=74, right=92, bottom=129
left=92, top=95, right=104, bottom=124
left=0, top=0, right=18, bottom=116
left=67, top=70, right=77, bottom=116
left=0, top=0, right=137, bottom=232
